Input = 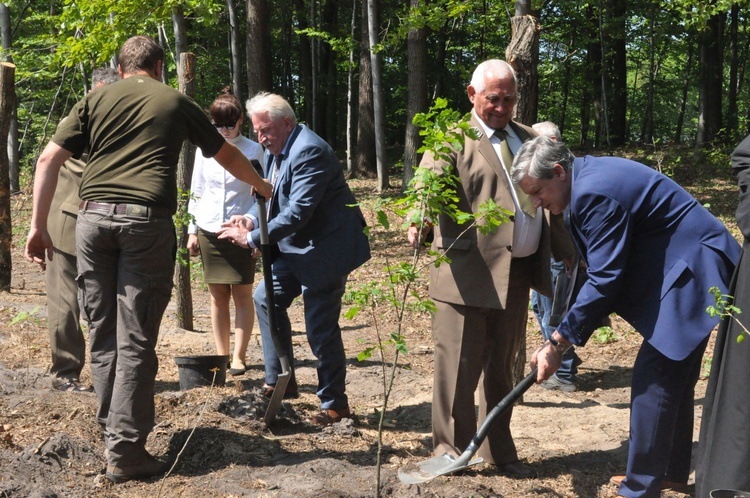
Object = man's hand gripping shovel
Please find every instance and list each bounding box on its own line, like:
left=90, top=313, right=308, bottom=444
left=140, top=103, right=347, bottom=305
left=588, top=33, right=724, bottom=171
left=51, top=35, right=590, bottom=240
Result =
left=251, top=160, right=292, bottom=427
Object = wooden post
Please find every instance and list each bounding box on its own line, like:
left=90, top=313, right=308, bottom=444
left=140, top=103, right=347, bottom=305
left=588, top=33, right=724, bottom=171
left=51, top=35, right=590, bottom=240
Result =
left=0, top=61, right=15, bottom=291
left=174, top=53, right=196, bottom=330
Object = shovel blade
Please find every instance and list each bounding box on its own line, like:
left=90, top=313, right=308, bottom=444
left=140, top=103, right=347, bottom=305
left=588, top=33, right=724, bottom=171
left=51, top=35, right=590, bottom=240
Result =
left=263, top=369, right=291, bottom=426
left=397, top=453, right=483, bottom=484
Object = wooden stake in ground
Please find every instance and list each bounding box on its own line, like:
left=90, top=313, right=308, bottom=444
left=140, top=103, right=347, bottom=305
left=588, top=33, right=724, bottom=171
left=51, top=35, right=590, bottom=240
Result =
left=0, top=61, right=15, bottom=291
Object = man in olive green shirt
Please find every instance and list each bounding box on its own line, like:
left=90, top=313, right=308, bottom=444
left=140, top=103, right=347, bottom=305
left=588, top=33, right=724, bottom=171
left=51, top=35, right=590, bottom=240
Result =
left=25, top=36, right=271, bottom=484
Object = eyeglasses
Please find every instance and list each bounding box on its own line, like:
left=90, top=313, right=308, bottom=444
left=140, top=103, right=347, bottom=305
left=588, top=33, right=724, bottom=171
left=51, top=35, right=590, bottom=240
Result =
left=213, top=123, right=237, bottom=131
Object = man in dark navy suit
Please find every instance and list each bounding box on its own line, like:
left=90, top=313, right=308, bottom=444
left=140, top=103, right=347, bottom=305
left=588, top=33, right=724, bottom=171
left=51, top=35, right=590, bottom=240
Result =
left=511, top=136, right=740, bottom=498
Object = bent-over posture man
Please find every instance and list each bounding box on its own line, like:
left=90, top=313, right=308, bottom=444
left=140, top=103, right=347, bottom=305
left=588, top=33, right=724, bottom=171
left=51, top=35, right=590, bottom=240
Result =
left=25, top=35, right=271, bottom=484
left=512, top=136, right=740, bottom=498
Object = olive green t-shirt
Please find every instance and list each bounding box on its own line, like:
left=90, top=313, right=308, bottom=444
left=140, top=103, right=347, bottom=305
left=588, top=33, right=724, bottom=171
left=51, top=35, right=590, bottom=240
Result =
left=52, top=75, right=226, bottom=213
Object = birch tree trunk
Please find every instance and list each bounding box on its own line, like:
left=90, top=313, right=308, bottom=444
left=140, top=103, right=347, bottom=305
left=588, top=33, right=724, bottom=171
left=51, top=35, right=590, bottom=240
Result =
left=227, top=0, right=243, bottom=104
left=367, top=0, right=389, bottom=191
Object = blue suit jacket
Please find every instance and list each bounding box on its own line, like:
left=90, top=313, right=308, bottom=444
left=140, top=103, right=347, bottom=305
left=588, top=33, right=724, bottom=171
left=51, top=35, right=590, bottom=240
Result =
left=250, top=124, right=371, bottom=289
left=558, top=156, right=740, bottom=360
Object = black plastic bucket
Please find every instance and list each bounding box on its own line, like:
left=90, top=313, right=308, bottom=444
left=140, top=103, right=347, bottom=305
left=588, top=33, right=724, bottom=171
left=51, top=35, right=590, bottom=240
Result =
left=174, top=355, right=229, bottom=390
left=711, top=491, right=750, bottom=498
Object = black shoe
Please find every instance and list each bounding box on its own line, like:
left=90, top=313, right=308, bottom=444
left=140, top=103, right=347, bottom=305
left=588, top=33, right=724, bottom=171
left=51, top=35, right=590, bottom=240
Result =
left=105, top=453, right=168, bottom=483
left=54, top=380, right=94, bottom=393
left=228, top=362, right=247, bottom=376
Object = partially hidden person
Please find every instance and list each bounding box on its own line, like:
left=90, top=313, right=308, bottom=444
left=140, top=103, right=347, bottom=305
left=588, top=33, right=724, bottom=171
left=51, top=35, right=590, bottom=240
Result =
left=695, top=134, right=750, bottom=497
left=46, top=67, right=119, bottom=393
left=187, top=87, right=264, bottom=377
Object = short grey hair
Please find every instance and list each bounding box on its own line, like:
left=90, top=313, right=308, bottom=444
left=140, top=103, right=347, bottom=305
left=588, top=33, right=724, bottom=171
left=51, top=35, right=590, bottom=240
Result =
left=92, top=67, right=119, bottom=87
left=511, top=136, right=575, bottom=185
left=246, top=91, right=297, bottom=125
left=532, top=121, right=562, bottom=141
left=470, top=59, right=517, bottom=93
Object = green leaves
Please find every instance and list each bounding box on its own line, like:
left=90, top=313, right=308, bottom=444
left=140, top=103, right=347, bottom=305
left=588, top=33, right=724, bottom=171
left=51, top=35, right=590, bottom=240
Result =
left=707, top=286, right=749, bottom=344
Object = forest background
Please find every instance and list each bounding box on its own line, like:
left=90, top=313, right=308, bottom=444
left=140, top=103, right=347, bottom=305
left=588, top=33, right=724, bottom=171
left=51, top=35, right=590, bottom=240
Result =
left=0, top=0, right=748, bottom=298
left=2, top=0, right=749, bottom=192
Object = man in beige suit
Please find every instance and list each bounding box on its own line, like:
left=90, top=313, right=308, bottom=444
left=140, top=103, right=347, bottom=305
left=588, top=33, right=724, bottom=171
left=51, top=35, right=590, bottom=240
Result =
left=47, top=67, right=119, bottom=392
left=408, top=59, right=574, bottom=477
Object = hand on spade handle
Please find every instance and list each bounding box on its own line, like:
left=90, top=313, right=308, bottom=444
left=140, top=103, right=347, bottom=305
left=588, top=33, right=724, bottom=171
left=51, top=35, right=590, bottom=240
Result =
left=249, top=160, right=293, bottom=384
left=530, top=332, right=572, bottom=384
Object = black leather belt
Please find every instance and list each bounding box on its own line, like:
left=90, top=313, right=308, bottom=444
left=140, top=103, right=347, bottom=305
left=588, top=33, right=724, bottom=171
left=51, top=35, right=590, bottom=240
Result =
left=79, top=201, right=171, bottom=219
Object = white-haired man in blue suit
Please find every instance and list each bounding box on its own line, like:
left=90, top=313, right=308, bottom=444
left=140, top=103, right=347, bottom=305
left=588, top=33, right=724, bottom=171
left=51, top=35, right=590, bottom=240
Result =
left=219, top=92, right=371, bottom=426
left=511, top=136, right=740, bottom=498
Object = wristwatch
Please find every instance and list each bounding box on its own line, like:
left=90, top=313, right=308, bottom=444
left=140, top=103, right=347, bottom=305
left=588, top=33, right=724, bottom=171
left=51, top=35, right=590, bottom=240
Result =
left=548, top=336, right=567, bottom=353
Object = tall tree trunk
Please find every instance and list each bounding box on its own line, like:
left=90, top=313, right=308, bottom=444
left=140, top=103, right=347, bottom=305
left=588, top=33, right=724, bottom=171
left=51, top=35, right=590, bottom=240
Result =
left=727, top=4, right=739, bottom=143
left=345, top=0, right=357, bottom=175
left=292, top=0, right=313, bottom=123
left=0, top=62, right=14, bottom=291
left=227, top=0, right=243, bottom=104
left=506, top=14, right=540, bottom=126
left=675, top=41, right=694, bottom=144
left=696, top=11, right=726, bottom=151
left=354, top=0, right=376, bottom=179
left=174, top=53, right=196, bottom=330
left=639, top=1, right=655, bottom=144
left=0, top=4, right=17, bottom=193
left=172, top=6, right=187, bottom=83
left=320, top=0, right=338, bottom=144
left=367, top=0, right=388, bottom=191
left=402, top=0, right=428, bottom=190
left=604, top=0, right=627, bottom=146
left=246, top=0, right=272, bottom=101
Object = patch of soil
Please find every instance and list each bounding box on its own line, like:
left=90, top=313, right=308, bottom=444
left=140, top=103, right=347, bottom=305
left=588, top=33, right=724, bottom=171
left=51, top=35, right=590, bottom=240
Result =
left=0, top=180, right=715, bottom=497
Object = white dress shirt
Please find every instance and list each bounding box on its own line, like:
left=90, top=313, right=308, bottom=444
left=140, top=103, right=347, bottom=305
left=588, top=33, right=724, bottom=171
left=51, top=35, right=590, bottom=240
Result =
left=475, top=114, right=542, bottom=257
left=187, top=134, right=264, bottom=234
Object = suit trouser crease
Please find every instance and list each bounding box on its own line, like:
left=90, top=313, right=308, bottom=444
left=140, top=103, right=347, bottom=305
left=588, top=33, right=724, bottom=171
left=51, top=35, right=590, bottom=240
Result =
left=431, top=257, right=532, bottom=465
left=619, top=337, right=706, bottom=498
left=76, top=211, right=175, bottom=462
left=253, top=256, right=348, bottom=410
left=47, top=247, right=85, bottom=382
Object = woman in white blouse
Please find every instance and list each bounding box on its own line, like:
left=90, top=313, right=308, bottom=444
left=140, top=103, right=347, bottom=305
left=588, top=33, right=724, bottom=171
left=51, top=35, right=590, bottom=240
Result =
left=187, top=88, right=264, bottom=376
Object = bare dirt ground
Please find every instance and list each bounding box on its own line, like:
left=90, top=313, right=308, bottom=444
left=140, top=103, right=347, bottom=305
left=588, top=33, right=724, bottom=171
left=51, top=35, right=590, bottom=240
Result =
left=0, top=175, right=736, bottom=498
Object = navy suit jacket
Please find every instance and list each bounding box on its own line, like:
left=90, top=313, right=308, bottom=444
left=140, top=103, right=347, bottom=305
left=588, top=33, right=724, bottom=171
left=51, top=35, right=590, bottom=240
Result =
left=249, top=124, right=371, bottom=289
left=558, top=156, right=740, bottom=360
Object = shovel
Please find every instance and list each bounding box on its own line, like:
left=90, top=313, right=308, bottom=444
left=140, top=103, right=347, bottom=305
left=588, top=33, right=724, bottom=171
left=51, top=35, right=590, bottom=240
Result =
left=398, top=367, right=538, bottom=484
left=250, top=159, right=292, bottom=426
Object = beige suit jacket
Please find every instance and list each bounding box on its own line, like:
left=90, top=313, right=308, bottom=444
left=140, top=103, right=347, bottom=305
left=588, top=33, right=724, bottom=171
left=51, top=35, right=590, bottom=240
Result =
left=421, top=117, right=574, bottom=310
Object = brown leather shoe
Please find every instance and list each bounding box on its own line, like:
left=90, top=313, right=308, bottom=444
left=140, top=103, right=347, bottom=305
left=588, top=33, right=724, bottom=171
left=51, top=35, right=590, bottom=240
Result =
left=496, top=460, right=537, bottom=479
left=610, top=475, right=690, bottom=493
left=105, top=453, right=168, bottom=483
left=309, top=407, right=352, bottom=426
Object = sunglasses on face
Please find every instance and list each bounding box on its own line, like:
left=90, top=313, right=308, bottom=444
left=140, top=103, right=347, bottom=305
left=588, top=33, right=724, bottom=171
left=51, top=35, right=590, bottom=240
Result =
left=213, top=123, right=237, bottom=131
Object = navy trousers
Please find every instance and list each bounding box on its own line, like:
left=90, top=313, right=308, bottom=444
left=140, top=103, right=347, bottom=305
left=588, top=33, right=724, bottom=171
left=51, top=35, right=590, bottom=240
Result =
left=618, top=337, right=707, bottom=497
